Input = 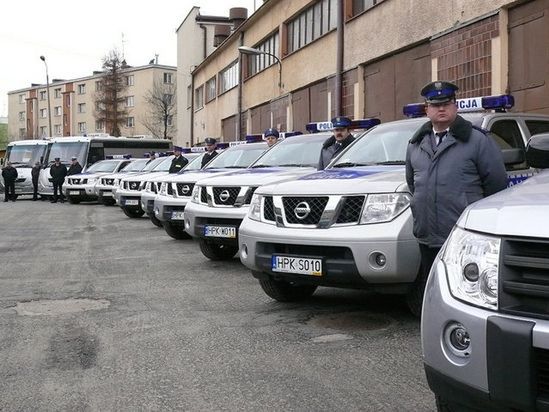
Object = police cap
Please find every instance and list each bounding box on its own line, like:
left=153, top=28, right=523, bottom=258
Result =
left=54, top=157, right=61, bottom=162
left=264, top=128, right=279, bottom=138
left=331, top=116, right=352, bottom=128
left=71, top=156, right=77, bottom=160
left=204, top=137, right=217, bottom=145
left=173, top=146, right=183, bottom=152
left=421, top=81, right=459, bottom=104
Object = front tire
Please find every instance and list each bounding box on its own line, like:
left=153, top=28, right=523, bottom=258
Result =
left=199, top=239, right=238, bottom=260
left=122, top=207, right=145, bottom=218
left=163, top=221, right=191, bottom=239
left=102, top=198, right=116, bottom=206
left=147, top=213, right=163, bottom=228
left=258, top=277, right=317, bottom=302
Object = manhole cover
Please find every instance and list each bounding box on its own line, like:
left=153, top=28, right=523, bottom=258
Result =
left=309, top=311, right=392, bottom=332
left=13, top=298, right=110, bottom=316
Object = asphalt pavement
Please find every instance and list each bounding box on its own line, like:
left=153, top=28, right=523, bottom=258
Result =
left=0, top=198, right=436, bottom=411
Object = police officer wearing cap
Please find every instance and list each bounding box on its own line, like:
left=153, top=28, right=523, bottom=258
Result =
left=318, top=116, right=355, bottom=170
left=146, top=151, right=157, bottom=165
left=405, top=81, right=507, bottom=313
left=50, top=157, right=68, bottom=203
left=169, top=146, right=189, bottom=173
left=264, top=128, right=279, bottom=147
left=201, top=138, right=218, bottom=168
left=67, top=156, right=83, bottom=176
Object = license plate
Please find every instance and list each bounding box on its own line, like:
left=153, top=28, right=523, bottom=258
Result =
left=102, top=191, right=112, bottom=197
left=171, top=211, right=185, bottom=220
left=69, top=191, right=80, bottom=195
left=125, top=199, right=139, bottom=206
left=204, top=225, right=236, bottom=238
left=271, top=255, right=323, bottom=276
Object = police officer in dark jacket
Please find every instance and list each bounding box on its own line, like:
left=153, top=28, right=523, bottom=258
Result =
left=31, top=161, right=41, bottom=201
left=405, top=81, right=507, bottom=314
left=318, top=116, right=355, bottom=170
left=67, top=156, right=83, bottom=176
left=169, top=146, right=189, bottom=173
left=201, top=138, right=218, bottom=168
left=50, top=157, right=67, bottom=203
left=2, top=161, right=18, bottom=202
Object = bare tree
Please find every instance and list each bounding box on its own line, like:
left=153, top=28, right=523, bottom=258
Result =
left=94, top=49, right=129, bottom=137
left=141, top=79, right=176, bottom=139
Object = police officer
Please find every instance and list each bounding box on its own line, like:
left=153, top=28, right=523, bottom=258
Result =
left=405, top=80, right=507, bottom=314
left=31, top=161, right=41, bottom=201
left=146, top=151, right=157, bottom=165
left=169, top=146, right=189, bottom=173
left=201, top=138, right=218, bottom=168
left=318, top=116, right=355, bottom=170
left=50, top=157, right=67, bottom=203
left=2, top=161, right=18, bottom=202
left=264, top=128, right=279, bottom=147
left=67, top=156, right=83, bottom=176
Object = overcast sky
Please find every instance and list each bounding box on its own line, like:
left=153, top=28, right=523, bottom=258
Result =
left=0, top=0, right=257, bottom=117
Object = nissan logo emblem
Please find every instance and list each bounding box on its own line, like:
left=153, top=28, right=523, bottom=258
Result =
left=130, top=182, right=137, bottom=189
left=219, top=190, right=231, bottom=202
left=182, top=184, right=190, bottom=194
left=294, top=201, right=311, bottom=220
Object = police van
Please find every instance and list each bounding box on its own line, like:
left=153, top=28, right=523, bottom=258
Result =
left=422, top=133, right=549, bottom=411
left=1, top=139, right=48, bottom=197
left=153, top=140, right=267, bottom=240
left=183, top=121, right=379, bottom=261
left=237, top=95, right=549, bottom=314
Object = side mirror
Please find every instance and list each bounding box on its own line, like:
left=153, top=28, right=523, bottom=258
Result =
left=501, top=148, right=525, bottom=166
left=526, top=133, right=549, bottom=169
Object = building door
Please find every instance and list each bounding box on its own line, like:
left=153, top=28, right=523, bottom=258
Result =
left=222, top=115, right=237, bottom=141
left=508, top=0, right=549, bottom=114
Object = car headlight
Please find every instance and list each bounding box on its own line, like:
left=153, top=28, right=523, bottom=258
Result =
left=114, top=179, right=120, bottom=187
left=248, top=193, right=262, bottom=221
left=87, top=178, right=96, bottom=185
left=159, top=182, right=167, bottom=195
left=360, top=193, right=411, bottom=224
left=145, top=182, right=152, bottom=192
left=442, top=226, right=500, bottom=310
left=191, top=185, right=200, bottom=203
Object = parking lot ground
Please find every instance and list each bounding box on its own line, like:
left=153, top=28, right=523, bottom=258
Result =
left=0, top=199, right=435, bottom=411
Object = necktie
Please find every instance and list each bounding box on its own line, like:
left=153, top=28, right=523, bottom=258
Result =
left=435, top=131, right=447, bottom=146
left=335, top=142, right=342, bottom=149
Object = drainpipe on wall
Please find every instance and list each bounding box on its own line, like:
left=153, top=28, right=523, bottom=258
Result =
left=190, top=72, right=195, bottom=146
left=335, top=0, right=344, bottom=116
left=199, top=24, right=207, bottom=60
left=237, top=31, right=244, bottom=141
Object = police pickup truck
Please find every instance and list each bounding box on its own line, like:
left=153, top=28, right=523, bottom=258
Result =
left=237, top=95, right=549, bottom=315
left=64, top=158, right=132, bottom=204
left=421, top=133, right=549, bottom=412
left=94, top=158, right=151, bottom=205
left=154, top=140, right=267, bottom=240
left=183, top=121, right=380, bottom=261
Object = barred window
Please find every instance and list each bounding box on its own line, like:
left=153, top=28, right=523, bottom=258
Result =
left=195, top=86, right=204, bottom=110
left=206, top=77, right=216, bottom=102
left=352, top=0, right=383, bottom=16
left=247, top=32, right=279, bottom=77
left=286, top=0, right=336, bottom=54
left=219, top=61, right=239, bottom=94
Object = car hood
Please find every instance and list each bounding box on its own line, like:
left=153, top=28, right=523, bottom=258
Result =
left=256, top=166, right=407, bottom=195
left=100, top=171, right=145, bottom=180
left=161, top=168, right=237, bottom=183
left=68, top=171, right=112, bottom=179
left=460, top=171, right=549, bottom=238
left=195, top=167, right=317, bottom=186
left=123, top=171, right=170, bottom=182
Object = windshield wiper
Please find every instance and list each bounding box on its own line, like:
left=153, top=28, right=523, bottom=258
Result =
left=222, top=166, right=245, bottom=169
left=250, top=164, right=271, bottom=168
left=332, top=162, right=374, bottom=168
left=375, top=161, right=405, bottom=165
left=277, top=163, right=305, bottom=167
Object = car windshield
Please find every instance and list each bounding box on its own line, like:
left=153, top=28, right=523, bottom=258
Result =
left=331, top=121, right=424, bottom=167
left=250, top=135, right=329, bottom=168
left=85, top=160, right=120, bottom=173
left=6, top=144, right=46, bottom=167
left=48, top=142, right=87, bottom=165
left=142, top=157, right=165, bottom=171
left=204, top=145, right=267, bottom=169
left=179, top=154, right=203, bottom=172
left=120, top=159, right=149, bottom=172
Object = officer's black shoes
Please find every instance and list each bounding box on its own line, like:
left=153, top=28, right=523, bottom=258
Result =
left=50, top=200, right=57, bottom=203
left=3, top=199, right=8, bottom=202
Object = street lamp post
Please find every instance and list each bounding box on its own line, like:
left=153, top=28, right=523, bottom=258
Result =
left=39, top=55, right=53, bottom=138
left=238, top=46, right=283, bottom=91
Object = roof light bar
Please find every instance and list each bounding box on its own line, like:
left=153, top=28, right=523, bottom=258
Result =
left=403, top=94, right=515, bottom=118
left=305, top=119, right=380, bottom=133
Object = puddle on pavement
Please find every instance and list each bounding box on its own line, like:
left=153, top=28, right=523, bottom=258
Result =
left=13, top=298, right=110, bottom=316
left=308, top=311, right=392, bottom=332
left=311, top=333, right=354, bottom=343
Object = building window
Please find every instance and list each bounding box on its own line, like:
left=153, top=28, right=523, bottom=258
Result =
left=352, top=0, right=382, bottom=15
left=163, top=94, right=173, bottom=105
left=95, top=81, right=103, bottom=92
left=95, top=120, right=104, bottom=131
left=19, top=94, right=25, bottom=104
left=194, top=86, right=204, bottom=110
left=19, top=128, right=26, bottom=138
left=163, top=72, right=173, bottom=84
left=77, top=103, right=86, bottom=113
left=54, top=106, right=62, bottom=116
left=206, top=77, right=216, bottom=102
left=54, top=124, right=62, bottom=135
left=187, top=85, right=192, bottom=109
left=40, top=126, right=47, bottom=137
left=40, top=108, right=47, bottom=118
left=39, top=90, right=47, bottom=100
left=78, top=122, right=86, bottom=133
left=126, top=75, right=134, bottom=86
left=63, top=114, right=68, bottom=126
left=219, top=61, right=239, bottom=94
left=54, top=88, right=61, bottom=98
left=286, top=0, right=336, bottom=54
left=247, top=32, right=279, bottom=77
left=167, top=115, right=173, bottom=126
left=18, top=111, right=25, bottom=121
left=127, top=117, right=135, bottom=128
left=78, top=84, right=86, bottom=94
left=65, top=94, right=71, bottom=107
left=126, top=96, right=134, bottom=107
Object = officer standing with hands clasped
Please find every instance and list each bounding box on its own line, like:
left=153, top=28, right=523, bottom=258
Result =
left=169, top=146, right=188, bottom=173
left=318, top=116, right=355, bottom=170
left=31, top=161, right=41, bottom=201
left=2, top=161, right=18, bottom=202
left=264, top=128, right=279, bottom=147
left=201, top=138, right=218, bottom=168
left=67, top=156, right=83, bottom=176
left=405, top=81, right=507, bottom=314
left=50, top=157, right=67, bottom=203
